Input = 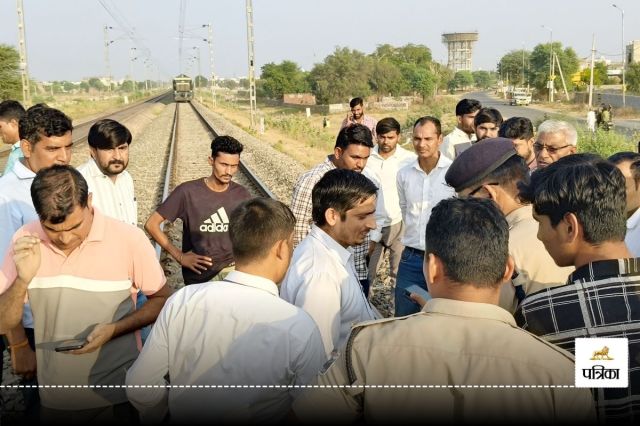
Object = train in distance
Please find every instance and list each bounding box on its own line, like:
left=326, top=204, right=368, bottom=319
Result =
left=173, top=74, right=194, bottom=102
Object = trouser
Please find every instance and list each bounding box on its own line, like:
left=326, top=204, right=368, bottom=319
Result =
left=40, top=401, right=139, bottom=425
left=367, top=222, right=404, bottom=290
left=394, top=247, right=431, bottom=317
left=1, top=328, right=40, bottom=421
left=212, top=263, right=236, bottom=281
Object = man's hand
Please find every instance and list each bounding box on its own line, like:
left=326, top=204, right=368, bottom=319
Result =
left=13, top=235, right=41, bottom=285
left=11, top=345, right=37, bottom=380
left=409, top=292, right=427, bottom=309
left=179, top=251, right=212, bottom=274
left=69, top=323, right=116, bottom=355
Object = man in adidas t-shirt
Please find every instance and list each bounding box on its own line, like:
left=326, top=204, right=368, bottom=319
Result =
left=146, top=136, right=251, bottom=284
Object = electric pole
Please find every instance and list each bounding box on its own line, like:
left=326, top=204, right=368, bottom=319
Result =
left=204, top=23, right=216, bottom=107
left=16, top=0, right=31, bottom=106
left=104, top=25, right=113, bottom=93
left=588, top=34, right=595, bottom=108
left=246, top=0, right=257, bottom=128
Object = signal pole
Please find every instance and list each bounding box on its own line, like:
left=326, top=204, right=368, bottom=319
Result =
left=246, top=0, right=257, bottom=128
left=16, top=0, right=31, bottom=105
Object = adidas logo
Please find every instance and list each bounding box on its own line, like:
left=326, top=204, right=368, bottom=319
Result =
left=200, top=207, right=230, bottom=232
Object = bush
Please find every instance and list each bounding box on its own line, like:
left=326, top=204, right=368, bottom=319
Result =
left=577, top=127, right=637, bottom=158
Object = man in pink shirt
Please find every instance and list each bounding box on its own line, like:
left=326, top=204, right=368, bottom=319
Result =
left=341, top=97, right=377, bottom=139
left=0, top=165, right=170, bottom=422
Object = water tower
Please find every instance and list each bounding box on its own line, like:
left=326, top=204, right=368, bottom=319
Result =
left=442, top=32, right=479, bottom=72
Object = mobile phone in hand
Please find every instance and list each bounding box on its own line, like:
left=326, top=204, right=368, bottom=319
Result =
left=55, top=339, right=87, bottom=352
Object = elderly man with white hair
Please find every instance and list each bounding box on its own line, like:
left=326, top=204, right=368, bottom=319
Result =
left=533, top=120, right=577, bottom=169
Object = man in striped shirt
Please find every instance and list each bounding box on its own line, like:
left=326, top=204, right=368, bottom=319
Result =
left=515, top=154, right=640, bottom=423
left=340, top=97, right=377, bottom=139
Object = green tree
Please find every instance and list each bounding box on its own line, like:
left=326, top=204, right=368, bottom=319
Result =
left=259, top=60, right=310, bottom=99
left=372, top=43, right=432, bottom=67
left=194, top=75, right=209, bottom=87
left=239, top=78, right=249, bottom=89
left=120, top=80, right=135, bottom=92
left=529, top=42, right=579, bottom=94
left=627, top=62, right=640, bottom=93
left=579, top=62, right=608, bottom=87
left=369, top=60, right=408, bottom=97
left=472, top=70, right=497, bottom=89
left=88, top=77, right=106, bottom=91
left=0, top=44, right=22, bottom=100
left=62, top=81, right=76, bottom=92
left=220, top=79, right=239, bottom=90
left=497, top=49, right=531, bottom=86
left=308, top=47, right=372, bottom=104
left=451, top=71, right=474, bottom=90
left=400, top=63, right=435, bottom=101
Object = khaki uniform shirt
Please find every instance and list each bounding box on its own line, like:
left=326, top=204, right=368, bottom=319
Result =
left=500, top=205, right=574, bottom=313
left=293, top=298, right=596, bottom=424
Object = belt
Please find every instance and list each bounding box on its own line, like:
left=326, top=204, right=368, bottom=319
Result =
left=405, top=246, right=425, bottom=256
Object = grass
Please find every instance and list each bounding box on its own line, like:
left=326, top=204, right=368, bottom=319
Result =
left=578, top=128, right=639, bottom=158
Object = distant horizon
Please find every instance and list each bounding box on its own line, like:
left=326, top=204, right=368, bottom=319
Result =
left=0, top=0, right=637, bottom=82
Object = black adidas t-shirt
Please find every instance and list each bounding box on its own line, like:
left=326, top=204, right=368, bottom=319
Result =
left=157, top=178, right=251, bottom=284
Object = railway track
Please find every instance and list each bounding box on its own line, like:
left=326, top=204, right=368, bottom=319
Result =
left=0, top=92, right=171, bottom=170
left=155, top=100, right=275, bottom=287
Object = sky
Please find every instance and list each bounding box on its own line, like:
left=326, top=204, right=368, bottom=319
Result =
left=0, top=0, right=638, bottom=82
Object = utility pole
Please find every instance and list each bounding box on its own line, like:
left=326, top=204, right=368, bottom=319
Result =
left=246, top=0, right=257, bottom=128
left=192, top=46, right=201, bottom=89
left=204, top=23, right=216, bottom=107
left=104, top=25, right=113, bottom=93
left=613, top=4, right=626, bottom=107
left=129, top=47, right=137, bottom=83
left=554, top=53, right=570, bottom=102
left=16, top=0, right=31, bottom=106
left=542, top=25, right=553, bottom=102
left=521, top=43, right=525, bottom=86
left=588, top=34, right=596, bottom=108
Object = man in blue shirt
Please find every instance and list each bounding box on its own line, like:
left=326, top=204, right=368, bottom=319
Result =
left=0, top=100, right=26, bottom=175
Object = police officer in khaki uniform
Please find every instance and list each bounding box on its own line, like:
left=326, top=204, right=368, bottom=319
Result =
left=445, top=137, right=573, bottom=312
left=292, top=198, right=596, bottom=424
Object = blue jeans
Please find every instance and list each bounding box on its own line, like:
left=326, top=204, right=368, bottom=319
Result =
left=136, top=292, right=151, bottom=343
left=395, top=247, right=431, bottom=316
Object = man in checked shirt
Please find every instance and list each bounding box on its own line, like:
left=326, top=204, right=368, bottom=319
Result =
left=290, top=124, right=374, bottom=294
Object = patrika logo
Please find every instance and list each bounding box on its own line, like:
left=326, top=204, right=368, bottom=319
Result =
left=590, top=346, right=613, bottom=360
left=575, top=338, right=628, bottom=388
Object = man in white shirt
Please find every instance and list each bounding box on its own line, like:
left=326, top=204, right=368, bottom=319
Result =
left=281, top=169, right=380, bottom=358
left=77, top=119, right=137, bottom=226
left=364, top=117, right=415, bottom=294
left=126, top=198, right=325, bottom=424
left=396, top=116, right=455, bottom=316
left=440, top=98, right=480, bottom=160
left=609, top=152, right=640, bottom=257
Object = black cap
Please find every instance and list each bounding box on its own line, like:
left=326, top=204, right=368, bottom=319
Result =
left=445, top=137, right=517, bottom=192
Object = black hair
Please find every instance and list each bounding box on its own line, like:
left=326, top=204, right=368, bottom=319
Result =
left=425, top=198, right=509, bottom=287
left=609, top=151, right=640, bottom=181
left=31, top=165, right=89, bottom=224
left=349, top=97, right=364, bottom=108
left=375, top=117, right=401, bottom=136
left=19, top=105, right=73, bottom=144
left=455, top=99, right=482, bottom=116
left=334, top=124, right=374, bottom=150
left=518, top=154, right=627, bottom=244
left=229, top=198, right=295, bottom=263
left=0, top=100, right=26, bottom=122
left=87, top=119, right=132, bottom=149
left=312, top=169, right=377, bottom=227
left=474, top=107, right=504, bottom=128
left=499, top=116, right=534, bottom=140
left=413, top=116, right=442, bottom=136
left=211, top=135, right=243, bottom=158
left=482, top=155, right=530, bottom=195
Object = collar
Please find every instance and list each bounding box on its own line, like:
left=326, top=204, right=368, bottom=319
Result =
left=569, top=258, right=640, bottom=283
left=423, top=298, right=516, bottom=326
left=223, top=270, right=279, bottom=297
left=11, top=141, right=21, bottom=151
left=309, top=224, right=352, bottom=267
left=411, top=152, right=452, bottom=174
left=36, top=207, right=106, bottom=256
left=372, top=145, right=410, bottom=161
left=85, top=158, right=126, bottom=181
left=453, top=127, right=475, bottom=141
left=12, top=159, right=36, bottom=180
left=325, top=155, right=338, bottom=170
left=628, top=207, right=640, bottom=230
left=505, top=205, right=533, bottom=229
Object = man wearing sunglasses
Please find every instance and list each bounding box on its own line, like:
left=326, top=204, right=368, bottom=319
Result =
left=445, top=138, right=572, bottom=312
left=534, top=120, right=577, bottom=169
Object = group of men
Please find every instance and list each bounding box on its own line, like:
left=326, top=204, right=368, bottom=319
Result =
left=0, top=95, right=639, bottom=424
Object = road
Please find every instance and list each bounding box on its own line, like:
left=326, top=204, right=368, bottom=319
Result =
left=467, top=91, right=640, bottom=140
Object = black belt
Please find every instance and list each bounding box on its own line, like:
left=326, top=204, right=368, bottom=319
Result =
left=405, top=246, right=425, bottom=256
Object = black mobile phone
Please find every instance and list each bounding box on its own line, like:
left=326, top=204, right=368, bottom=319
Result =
left=55, top=339, right=87, bottom=352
